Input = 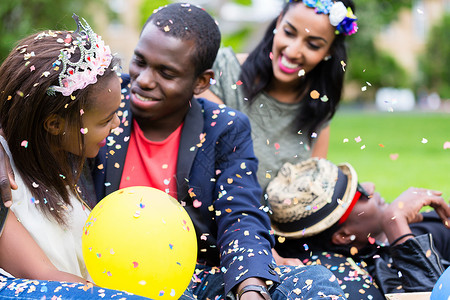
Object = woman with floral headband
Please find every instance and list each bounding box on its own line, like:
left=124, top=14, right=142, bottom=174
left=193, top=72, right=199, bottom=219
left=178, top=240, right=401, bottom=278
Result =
left=0, top=15, right=149, bottom=299
left=199, top=0, right=386, bottom=298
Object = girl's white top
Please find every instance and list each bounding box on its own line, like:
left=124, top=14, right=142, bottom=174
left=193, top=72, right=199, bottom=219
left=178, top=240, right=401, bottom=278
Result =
left=0, top=136, right=91, bottom=279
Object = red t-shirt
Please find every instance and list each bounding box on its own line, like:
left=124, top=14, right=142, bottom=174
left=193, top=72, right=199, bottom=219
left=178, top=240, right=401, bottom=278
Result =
left=119, top=119, right=181, bottom=199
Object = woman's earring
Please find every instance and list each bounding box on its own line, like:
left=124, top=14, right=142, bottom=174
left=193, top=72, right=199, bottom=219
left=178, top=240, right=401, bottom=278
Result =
left=323, top=55, right=332, bottom=61
left=349, top=235, right=356, bottom=241
left=273, top=28, right=277, bottom=35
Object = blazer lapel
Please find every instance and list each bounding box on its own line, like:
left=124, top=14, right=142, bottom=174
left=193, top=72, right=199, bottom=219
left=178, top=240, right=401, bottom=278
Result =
left=176, top=97, right=204, bottom=202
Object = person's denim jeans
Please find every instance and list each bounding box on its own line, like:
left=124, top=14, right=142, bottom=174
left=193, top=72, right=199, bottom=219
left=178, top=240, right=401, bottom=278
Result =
left=0, top=275, right=151, bottom=299
left=181, top=264, right=346, bottom=299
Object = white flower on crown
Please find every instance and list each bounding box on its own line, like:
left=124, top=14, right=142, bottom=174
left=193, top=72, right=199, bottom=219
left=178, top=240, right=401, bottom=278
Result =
left=329, top=1, right=347, bottom=26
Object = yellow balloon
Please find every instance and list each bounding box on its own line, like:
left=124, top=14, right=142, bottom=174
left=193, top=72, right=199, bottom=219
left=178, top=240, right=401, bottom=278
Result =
left=82, top=186, right=197, bottom=299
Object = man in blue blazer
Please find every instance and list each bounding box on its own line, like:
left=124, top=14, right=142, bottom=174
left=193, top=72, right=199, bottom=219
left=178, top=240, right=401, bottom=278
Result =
left=92, top=3, right=345, bottom=300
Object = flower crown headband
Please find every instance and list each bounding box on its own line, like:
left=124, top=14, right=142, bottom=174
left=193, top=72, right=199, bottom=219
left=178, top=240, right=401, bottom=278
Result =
left=290, top=0, right=358, bottom=36
left=46, top=14, right=113, bottom=96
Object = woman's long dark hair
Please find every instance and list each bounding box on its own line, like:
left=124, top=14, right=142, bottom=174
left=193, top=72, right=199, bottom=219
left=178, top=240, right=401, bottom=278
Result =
left=240, top=0, right=356, bottom=141
left=0, top=30, right=118, bottom=225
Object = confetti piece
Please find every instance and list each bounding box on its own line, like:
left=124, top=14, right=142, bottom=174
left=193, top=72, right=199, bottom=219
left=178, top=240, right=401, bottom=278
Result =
left=350, top=247, right=358, bottom=255
left=32, top=182, right=39, bottom=188
left=320, top=95, right=329, bottom=102
left=379, top=144, right=385, bottom=148
left=193, top=199, right=202, bottom=208
left=21, top=140, right=29, bottom=148
left=163, top=25, right=170, bottom=32
left=443, top=141, right=450, bottom=149
left=274, top=143, right=280, bottom=150
left=341, top=60, right=346, bottom=71
left=310, top=90, right=320, bottom=99
left=80, top=128, right=88, bottom=134
left=368, top=237, right=375, bottom=244
left=361, top=86, right=367, bottom=92
left=390, top=153, right=399, bottom=161
left=236, top=80, right=243, bottom=86
left=343, top=138, right=349, bottom=143
left=354, top=136, right=362, bottom=143
left=298, top=69, right=305, bottom=77
left=80, top=109, right=84, bottom=116
left=277, top=236, right=286, bottom=243
left=421, top=138, right=428, bottom=144
left=269, top=52, right=273, bottom=60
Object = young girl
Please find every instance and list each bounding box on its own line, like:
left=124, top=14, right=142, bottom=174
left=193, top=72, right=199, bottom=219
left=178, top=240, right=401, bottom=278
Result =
left=200, top=0, right=357, bottom=192
left=0, top=15, right=149, bottom=299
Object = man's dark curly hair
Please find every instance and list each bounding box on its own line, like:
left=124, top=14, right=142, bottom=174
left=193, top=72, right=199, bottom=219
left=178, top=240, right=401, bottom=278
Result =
left=143, top=3, right=221, bottom=77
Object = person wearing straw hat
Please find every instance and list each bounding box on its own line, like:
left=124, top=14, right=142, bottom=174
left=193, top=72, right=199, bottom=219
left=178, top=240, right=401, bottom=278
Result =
left=266, top=157, right=450, bottom=295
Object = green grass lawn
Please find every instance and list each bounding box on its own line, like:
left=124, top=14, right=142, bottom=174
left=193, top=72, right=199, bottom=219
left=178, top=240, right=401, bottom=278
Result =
left=327, top=111, right=450, bottom=203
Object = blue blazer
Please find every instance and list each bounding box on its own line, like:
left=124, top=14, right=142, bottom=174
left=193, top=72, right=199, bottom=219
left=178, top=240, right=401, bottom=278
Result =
left=93, top=74, right=280, bottom=293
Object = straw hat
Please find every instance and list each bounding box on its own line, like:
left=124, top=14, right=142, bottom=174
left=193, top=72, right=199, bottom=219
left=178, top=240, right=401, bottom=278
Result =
left=266, top=158, right=358, bottom=238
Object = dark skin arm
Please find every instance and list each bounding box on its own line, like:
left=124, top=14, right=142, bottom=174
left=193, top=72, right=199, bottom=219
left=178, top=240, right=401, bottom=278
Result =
left=381, top=187, right=450, bottom=245
left=0, top=130, right=17, bottom=207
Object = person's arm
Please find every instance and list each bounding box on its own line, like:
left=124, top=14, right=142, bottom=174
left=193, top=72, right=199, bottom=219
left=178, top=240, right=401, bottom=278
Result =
left=0, top=210, right=87, bottom=283
left=211, top=109, right=279, bottom=296
left=197, top=89, right=224, bottom=105
left=382, top=187, right=450, bottom=245
left=310, top=125, right=329, bottom=159
left=0, top=133, right=17, bottom=207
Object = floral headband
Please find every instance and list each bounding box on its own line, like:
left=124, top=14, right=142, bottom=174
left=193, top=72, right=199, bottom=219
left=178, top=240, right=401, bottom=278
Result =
left=46, top=14, right=113, bottom=96
left=291, top=0, right=358, bottom=36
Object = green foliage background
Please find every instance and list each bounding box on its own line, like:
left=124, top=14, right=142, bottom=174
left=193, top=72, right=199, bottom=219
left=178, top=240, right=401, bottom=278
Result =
left=0, top=0, right=108, bottom=62
left=419, top=14, right=450, bottom=99
left=328, top=111, right=450, bottom=203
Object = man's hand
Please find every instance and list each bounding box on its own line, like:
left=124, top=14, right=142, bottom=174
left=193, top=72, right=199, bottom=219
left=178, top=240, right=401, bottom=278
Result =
left=0, top=141, right=17, bottom=207
left=382, top=187, right=450, bottom=245
left=271, top=248, right=303, bottom=266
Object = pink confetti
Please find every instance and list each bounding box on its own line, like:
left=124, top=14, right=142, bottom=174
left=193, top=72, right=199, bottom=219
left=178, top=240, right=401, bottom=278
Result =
left=389, top=153, right=399, bottom=161
left=133, top=262, right=139, bottom=268
left=211, top=122, right=216, bottom=127
left=21, top=140, right=28, bottom=148
left=274, top=143, right=280, bottom=150
left=193, top=199, right=202, bottom=208
left=354, top=136, right=362, bottom=143
left=368, top=237, right=375, bottom=244
left=443, top=141, right=450, bottom=149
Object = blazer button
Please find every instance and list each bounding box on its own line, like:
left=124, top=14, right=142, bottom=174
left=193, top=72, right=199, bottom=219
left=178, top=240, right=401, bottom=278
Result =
left=268, top=269, right=277, bottom=275
left=268, top=263, right=276, bottom=269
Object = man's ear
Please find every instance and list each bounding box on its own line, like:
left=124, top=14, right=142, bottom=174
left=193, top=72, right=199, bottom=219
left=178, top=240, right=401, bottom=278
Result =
left=331, top=228, right=353, bottom=246
left=193, top=69, right=214, bottom=95
left=44, top=114, right=65, bottom=135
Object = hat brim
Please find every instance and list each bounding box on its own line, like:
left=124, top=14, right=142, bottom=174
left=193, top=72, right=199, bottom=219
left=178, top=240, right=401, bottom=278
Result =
left=271, top=162, right=358, bottom=238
